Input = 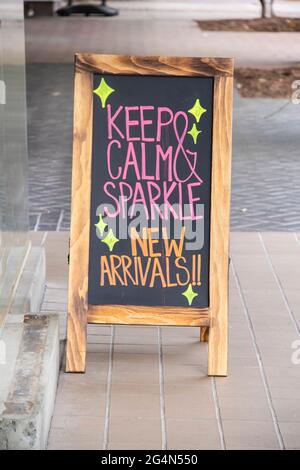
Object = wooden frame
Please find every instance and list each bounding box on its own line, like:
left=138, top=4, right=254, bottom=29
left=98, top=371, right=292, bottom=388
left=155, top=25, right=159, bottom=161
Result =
left=66, top=54, right=233, bottom=376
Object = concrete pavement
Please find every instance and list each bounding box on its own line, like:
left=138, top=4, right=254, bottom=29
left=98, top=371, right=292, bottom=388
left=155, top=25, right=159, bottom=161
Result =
left=25, top=17, right=300, bottom=67
left=108, top=0, right=262, bottom=20
left=42, top=231, right=300, bottom=450
left=26, top=61, right=300, bottom=231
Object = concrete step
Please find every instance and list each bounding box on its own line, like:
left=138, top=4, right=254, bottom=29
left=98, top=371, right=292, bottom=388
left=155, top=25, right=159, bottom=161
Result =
left=0, top=246, right=45, bottom=335
left=0, top=314, right=59, bottom=450
left=0, top=240, right=57, bottom=450
left=0, top=245, right=31, bottom=334
left=9, top=247, right=46, bottom=316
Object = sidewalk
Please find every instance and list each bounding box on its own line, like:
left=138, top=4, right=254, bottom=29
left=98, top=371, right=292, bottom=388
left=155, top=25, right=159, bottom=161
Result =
left=111, top=0, right=300, bottom=19
left=26, top=62, right=300, bottom=232
left=108, top=0, right=262, bottom=20
left=25, top=17, right=300, bottom=67
left=23, top=11, right=300, bottom=450
left=39, top=231, right=300, bottom=450
left=25, top=17, right=300, bottom=232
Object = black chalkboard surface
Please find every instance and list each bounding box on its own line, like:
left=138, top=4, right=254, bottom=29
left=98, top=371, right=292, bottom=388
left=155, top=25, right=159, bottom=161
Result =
left=88, top=74, right=213, bottom=309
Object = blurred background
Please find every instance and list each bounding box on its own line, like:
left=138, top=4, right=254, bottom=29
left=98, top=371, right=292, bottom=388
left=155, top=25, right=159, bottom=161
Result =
left=1, top=0, right=300, bottom=451
left=22, top=0, right=300, bottom=234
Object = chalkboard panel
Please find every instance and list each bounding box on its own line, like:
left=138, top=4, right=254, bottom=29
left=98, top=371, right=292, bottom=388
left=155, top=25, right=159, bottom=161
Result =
left=88, top=74, right=213, bottom=308
left=66, top=54, right=233, bottom=374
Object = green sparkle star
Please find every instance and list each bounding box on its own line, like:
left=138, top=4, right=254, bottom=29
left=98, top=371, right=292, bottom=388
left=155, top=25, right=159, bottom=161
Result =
left=94, top=214, right=107, bottom=237
left=188, top=99, right=207, bottom=123
left=101, top=228, right=119, bottom=252
left=93, top=78, right=115, bottom=108
left=182, top=283, right=198, bottom=306
left=188, top=123, right=201, bottom=144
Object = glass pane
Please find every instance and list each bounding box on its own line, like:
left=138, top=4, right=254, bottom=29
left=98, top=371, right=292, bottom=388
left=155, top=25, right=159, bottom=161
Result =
left=0, top=1, right=29, bottom=325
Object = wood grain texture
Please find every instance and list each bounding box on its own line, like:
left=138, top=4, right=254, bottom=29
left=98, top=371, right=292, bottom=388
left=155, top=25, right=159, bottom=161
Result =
left=66, top=68, right=93, bottom=372
left=88, top=305, right=210, bottom=327
left=76, top=54, right=234, bottom=77
left=200, top=326, right=209, bottom=342
left=208, top=75, right=233, bottom=376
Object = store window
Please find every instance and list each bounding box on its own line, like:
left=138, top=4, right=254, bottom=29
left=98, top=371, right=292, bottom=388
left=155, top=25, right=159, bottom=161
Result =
left=0, top=1, right=29, bottom=326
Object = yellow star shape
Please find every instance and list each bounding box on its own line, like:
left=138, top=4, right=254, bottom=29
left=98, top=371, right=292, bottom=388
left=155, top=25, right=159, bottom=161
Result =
left=101, top=228, right=119, bottom=252
left=188, top=99, right=207, bottom=123
left=182, top=283, right=198, bottom=306
left=93, top=78, right=115, bottom=108
left=188, top=123, right=201, bottom=144
left=94, top=214, right=107, bottom=237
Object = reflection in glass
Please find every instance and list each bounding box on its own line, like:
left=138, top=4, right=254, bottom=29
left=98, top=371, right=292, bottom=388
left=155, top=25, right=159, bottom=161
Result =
left=0, top=1, right=29, bottom=326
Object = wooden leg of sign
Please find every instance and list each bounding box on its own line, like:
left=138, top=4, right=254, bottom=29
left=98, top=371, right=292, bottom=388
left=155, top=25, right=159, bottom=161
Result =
left=66, top=308, right=87, bottom=373
left=207, top=75, right=232, bottom=376
left=208, top=305, right=228, bottom=376
left=200, top=326, right=209, bottom=342
left=66, top=67, right=93, bottom=373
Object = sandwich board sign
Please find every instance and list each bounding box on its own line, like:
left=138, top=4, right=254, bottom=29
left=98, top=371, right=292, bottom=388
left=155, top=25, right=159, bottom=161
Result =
left=66, top=54, right=233, bottom=376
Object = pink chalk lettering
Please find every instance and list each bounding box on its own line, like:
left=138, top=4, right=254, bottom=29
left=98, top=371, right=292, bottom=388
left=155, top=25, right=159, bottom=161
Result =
left=147, top=181, right=164, bottom=220
left=103, top=181, right=120, bottom=217
left=119, top=182, right=133, bottom=218
left=173, top=111, right=202, bottom=184
left=123, top=142, right=141, bottom=180
left=162, top=181, right=180, bottom=219
left=140, top=106, right=155, bottom=142
left=157, top=107, right=174, bottom=142
left=125, top=106, right=140, bottom=141
left=184, top=182, right=202, bottom=220
left=155, top=145, right=173, bottom=181
left=129, top=182, right=150, bottom=219
left=141, top=142, right=155, bottom=180
left=107, top=105, right=124, bottom=140
left=106, top=140, right=122, bottom=180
